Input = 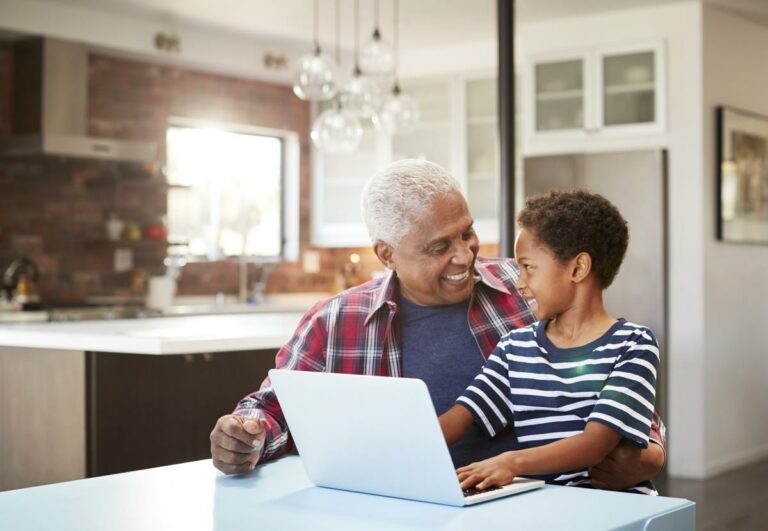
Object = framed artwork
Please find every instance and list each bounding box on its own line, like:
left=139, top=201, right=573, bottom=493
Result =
left=716, top=106, right=768, bottom=243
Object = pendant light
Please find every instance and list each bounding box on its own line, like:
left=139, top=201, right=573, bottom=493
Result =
left=293, top=0, right=337, bottom=102
left=359, top=0, right=394, bottom=75
left=311, top=0, right=363, bottom=153
left=339, top=0, right=381, bottom=118
left=373, top=0, right=419, bottom=135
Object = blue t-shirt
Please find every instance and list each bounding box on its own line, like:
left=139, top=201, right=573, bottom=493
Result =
left=458, top=318, right=660, bottom=495
left=399, top=295, right=523, bottom=467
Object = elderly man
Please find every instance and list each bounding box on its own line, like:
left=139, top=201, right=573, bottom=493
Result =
left=210, top=159, right=666, bottom=490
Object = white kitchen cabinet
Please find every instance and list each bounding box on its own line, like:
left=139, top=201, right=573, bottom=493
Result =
left=523, top=41, right=665, bottom=153
left=311, top=118, right=391, bottom=248
left=311, top=74, right=503, bottom=248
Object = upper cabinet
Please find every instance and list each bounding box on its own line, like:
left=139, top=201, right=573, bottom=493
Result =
left=523, top=41, right=665, bottom=154
left=312, top=74, right=501, bottom=248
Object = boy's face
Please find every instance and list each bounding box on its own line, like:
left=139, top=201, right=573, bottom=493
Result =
left=513, top=228, right=575, bottom=321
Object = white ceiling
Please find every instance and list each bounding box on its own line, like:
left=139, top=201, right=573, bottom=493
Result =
left=38, top=0, right=768, bottom=53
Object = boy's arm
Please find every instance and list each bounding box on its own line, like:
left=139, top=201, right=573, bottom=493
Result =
left=457, top=422, right=622, bottom=490
left=439, top=405, right=475, bottom=445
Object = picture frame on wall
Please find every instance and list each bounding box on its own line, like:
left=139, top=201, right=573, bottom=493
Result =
left=716, top=106, right=768, bottom=244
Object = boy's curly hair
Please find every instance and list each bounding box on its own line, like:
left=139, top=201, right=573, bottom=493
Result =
left=517, top=189, right=629, bottom=288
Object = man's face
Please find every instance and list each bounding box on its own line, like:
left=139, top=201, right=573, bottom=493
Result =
left=377, top=192, right=479, bottom=306
left=513, top=228, right=574, bottom=321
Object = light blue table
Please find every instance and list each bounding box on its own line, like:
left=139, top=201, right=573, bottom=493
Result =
left=0, top=456, right=694, bottom=530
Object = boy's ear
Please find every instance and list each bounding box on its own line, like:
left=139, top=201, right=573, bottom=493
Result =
left=571, top=252, right=592, bottom=283
left=374, top=241, right=395, bottom=269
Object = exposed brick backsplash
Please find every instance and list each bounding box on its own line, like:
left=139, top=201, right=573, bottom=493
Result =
left=0, top=48, right=500, bottom=304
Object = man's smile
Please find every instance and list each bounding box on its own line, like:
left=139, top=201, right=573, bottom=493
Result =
left=442, top=270, right=470, bottom=282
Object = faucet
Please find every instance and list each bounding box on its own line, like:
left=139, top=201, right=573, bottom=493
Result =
left=238, top=257, right=275, bottom=303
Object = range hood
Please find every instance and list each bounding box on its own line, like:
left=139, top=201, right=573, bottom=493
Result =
left=1, top=37, right=156, bottom=162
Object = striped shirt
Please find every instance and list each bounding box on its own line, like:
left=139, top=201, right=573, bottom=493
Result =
left=458, top=318, right=660, bottom=495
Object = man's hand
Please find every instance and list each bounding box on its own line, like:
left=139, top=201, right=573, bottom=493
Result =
left=589, top=440, right=665, bottom=490
left=210, top=415, right=266, bottom=475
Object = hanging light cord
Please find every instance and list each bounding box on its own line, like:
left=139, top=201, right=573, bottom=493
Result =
left=393, top=0, right=400, bottom=92
left=373, top=0, right=381, bottom=39
left=335, top=0, right=341, bottom=66
left=354, top=0, right=361, bottom=73
left=313, top=0, right=320, bottom=53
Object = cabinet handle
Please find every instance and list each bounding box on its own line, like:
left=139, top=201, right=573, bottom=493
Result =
left=202, top=353, right=214, bottom=363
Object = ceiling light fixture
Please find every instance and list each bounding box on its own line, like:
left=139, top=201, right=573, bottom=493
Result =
left=359, top=0, right=394, bottom=75
left=293, top=0, right=337, bottom=102
left=339, top=0, right=381, bottom=118
left=310, top=0, right=363, bottom=153
left=373, top=0, right=419, bottom=136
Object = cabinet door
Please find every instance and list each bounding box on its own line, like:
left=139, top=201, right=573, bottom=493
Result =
left=312, top=120, right=389, bottom=247
left=531, top=57, right=587, bottom=134
left=392, top=78, right=455, bottom=170
left=596, top=42, right=665, bottom=134
left=465, top=77, right=500, bottom=243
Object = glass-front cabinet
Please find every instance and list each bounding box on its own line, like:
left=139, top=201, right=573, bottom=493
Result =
left=524, top=41, right=665, bottom=150
left=534, top=58, right=585, bottom=133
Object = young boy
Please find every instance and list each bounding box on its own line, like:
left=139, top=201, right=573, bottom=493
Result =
left=439, top=189, right=659, bottom=495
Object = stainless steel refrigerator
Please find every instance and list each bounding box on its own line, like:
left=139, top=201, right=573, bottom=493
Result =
left=522, top=150, right=668, bottom=420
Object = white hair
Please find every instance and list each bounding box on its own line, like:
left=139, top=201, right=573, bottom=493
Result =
left=360, top=159, right=464, bottom=245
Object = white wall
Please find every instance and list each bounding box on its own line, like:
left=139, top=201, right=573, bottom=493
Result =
left=702, top=5, right=768, bottom=477
left=517, top=2, right=709, bottom=477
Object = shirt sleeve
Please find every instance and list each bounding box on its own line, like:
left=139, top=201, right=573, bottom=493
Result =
left=455, top=335, right=515, bottom=438
left=232, top=302, right=329, bottom=462
left=588, top=326, right=660, bottom=448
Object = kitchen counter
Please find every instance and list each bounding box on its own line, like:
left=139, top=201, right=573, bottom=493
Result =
left=0, top=312, right=306, bottom=354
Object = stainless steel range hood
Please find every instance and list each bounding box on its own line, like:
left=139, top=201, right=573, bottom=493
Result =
left=1, top=38, right=156, bottom=162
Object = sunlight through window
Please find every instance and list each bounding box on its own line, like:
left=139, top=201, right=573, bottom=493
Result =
left=165, top=125, right=283, bottom=260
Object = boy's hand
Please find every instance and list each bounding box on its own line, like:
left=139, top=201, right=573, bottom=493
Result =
left=456, top=452, right=519, bottom=490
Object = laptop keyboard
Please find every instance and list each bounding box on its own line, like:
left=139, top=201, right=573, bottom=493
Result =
left=463, top=485, right=501, bottom=498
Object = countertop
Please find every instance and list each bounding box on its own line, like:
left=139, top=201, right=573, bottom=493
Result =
left=0, top=456, right=695, bottom=531
left=0, top=312, right=306, bottom=354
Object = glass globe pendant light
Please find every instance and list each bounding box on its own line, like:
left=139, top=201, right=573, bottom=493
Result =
left=373, top=0, right=419, bottom=135
left=373, top=84, right=418, bottom=135
left=310, top=0, right=362, bottom=154
left=311, top=98, right=364, bottom=153
left=359, top=0, right=394, bottom=75
left=293, top=0, right=337, bottom=101
left=339, top=0, right=381, bottom=118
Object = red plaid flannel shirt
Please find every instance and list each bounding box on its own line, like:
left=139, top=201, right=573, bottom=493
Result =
left=234, top=256, right=667, bottom=462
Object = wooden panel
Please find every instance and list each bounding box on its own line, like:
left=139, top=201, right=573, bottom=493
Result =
left=0, top=347, right=85, bottom=491
left=88, top=349, right=277, bottom=476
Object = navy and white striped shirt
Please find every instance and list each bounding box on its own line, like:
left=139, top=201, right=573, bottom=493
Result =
left=457, top=318, right=660, bottom=495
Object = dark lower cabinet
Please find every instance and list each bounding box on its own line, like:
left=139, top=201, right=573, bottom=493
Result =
left=85, top=350, right=277, bottom=477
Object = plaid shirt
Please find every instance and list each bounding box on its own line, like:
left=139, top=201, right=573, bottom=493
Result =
left=234, top=256, right=667, bottom=462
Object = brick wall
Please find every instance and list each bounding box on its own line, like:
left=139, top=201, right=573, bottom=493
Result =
left=0, top=49, right=500, bottom=304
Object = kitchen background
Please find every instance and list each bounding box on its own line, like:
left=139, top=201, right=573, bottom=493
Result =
left=1, top=1, right=768, bottom=517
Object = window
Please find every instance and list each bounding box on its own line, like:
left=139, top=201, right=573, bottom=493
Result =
left=165, top=120, right=299, bottom=262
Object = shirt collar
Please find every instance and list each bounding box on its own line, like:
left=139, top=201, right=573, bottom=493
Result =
left=473, top=258, right=513, bottom=295
left=365, top=269, right=399, bottom=324
left=365, top=259, right=513, bottom=324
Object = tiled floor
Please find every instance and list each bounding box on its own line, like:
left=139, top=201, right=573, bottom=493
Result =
left=655, top=458, right=768, bottom=530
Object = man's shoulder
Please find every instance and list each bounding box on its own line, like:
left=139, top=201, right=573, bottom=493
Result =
left=303, top=277, right=386, bottom=321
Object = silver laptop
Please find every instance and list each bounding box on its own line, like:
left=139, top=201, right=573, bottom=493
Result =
left=268, top=369, right=544, bottom=507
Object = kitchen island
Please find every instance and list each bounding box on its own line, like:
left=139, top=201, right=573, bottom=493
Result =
left=0, top=312, right=307, bottom=491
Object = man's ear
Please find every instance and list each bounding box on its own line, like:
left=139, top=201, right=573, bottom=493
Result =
left=571, top=252, right=592, bottom=283
left=373, top=241, right=395, bottom=270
